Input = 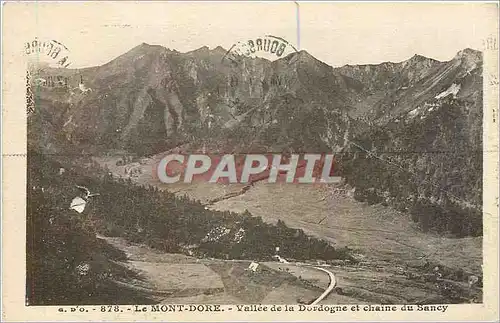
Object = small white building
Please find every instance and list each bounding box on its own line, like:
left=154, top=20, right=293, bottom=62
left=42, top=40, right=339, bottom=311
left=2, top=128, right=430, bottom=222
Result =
left=468, top=275, right=479, bottom=287
left=79, top=82, right=92, bottom=93
left=273, top=255, right=289, bottom=264
left=70, top=196, right=87, bottom=213
left=139, top=158, right=151, bottom=165
left=247, top=262, right=259, bottom=272
left=124, top=162, right=142, bottom=176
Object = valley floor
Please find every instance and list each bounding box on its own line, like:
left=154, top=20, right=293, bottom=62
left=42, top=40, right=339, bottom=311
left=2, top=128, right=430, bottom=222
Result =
left=94, top=153, right=483, bottom=304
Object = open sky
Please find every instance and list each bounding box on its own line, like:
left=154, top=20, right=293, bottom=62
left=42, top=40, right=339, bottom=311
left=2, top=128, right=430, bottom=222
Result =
left=9, top=1, right=499, bottom=68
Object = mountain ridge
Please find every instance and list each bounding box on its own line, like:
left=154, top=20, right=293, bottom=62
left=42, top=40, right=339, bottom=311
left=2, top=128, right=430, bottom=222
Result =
left=29, top=42, right=482, bottom=152
left=28, top=43, right=483, bottom=236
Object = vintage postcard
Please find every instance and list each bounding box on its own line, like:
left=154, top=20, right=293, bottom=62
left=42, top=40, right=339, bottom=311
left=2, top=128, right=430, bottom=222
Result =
left=2, top=1, right=499, bottom=322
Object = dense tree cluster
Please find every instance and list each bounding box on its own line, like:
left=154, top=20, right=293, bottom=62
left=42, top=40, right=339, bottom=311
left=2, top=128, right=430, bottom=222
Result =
left=27, top=150, right=352, bottom=304
left=339, top=98, right=482, bottom=237
left=27, top=153, right=154, bottom=305
left=89, top=165, right=352, bottom=262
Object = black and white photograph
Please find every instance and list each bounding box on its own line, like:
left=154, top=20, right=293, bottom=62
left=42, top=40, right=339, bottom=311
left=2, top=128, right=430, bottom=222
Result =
left=2, top=1, right=499, bottom=322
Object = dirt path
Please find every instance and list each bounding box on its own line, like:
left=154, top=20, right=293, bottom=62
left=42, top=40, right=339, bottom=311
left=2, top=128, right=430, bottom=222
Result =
left=98, top=234, right=338, bottom=304
left=309, top=267, right=337, bottom=305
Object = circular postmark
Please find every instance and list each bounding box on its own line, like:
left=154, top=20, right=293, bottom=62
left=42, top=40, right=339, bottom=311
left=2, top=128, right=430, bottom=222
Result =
left=218, top=35, right=300, bottom=109
left=25, top=38, right=72, bottom=68
left=222, top=34, right=298, bottom=66
left=25, top=38, right=73, bottom=115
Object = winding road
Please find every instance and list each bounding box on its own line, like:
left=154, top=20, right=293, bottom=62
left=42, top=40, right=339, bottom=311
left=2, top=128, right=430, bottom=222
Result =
left=309, top=266, right=337, bottom=305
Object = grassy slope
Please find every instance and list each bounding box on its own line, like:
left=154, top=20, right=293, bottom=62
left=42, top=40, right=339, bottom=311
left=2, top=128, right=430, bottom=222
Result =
left=95, top=154, right=483, bottom=304
left=27, top=150, right=352, bottom=305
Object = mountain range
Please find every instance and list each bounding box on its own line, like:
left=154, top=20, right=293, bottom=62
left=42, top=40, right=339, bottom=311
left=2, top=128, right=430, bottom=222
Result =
left=28, top=43, right=483, bottom=237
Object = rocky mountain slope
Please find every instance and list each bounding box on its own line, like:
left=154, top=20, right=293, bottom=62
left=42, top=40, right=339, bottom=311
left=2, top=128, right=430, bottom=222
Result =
left=28, top=43, right=483, bottom=236
left=30, top=43, right=364, bottom=154
left=338, top=49, right=483, bottom=236
left=338, top=49, right=482, bottom=123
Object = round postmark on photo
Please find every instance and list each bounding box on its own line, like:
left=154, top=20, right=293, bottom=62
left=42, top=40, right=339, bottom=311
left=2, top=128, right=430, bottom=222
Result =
left=222, top=35, right=298, bottom=66
left=25, top=38, right=72, bottom=68
left=25, top=38, right=73, bottom=115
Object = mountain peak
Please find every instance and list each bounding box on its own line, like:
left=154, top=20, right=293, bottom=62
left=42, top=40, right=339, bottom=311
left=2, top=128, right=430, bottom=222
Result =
left=189, top=46, right=210, bottom=54
left=134, top=42, right=164, bottom=50
left=454, top=48, right=482, bottom=60
left=212, top=46, right=227, bottom=54
left=401, top=53, right=439, bottom=69
left=186, top=45, right=230, bottom=56
left=284, top=49, right=329, bottom=68
left=456, top=47, right=481, bottom=55
left=410, top=54, right=427, bottom=61
left=127, top=42, right=166, bottom=55
left=100, top=42, right=166, bottom=68
left=453, top=48, right=482, bottom=72
left=407, top=53, right=439, bottom=63
left=296, top=50, right=317, bottom=60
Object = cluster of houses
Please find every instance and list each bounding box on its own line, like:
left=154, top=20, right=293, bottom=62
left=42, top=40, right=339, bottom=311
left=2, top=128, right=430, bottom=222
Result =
left=32, top=74, right=94, bottom=94
left=115, top=157, right=152, bottom=178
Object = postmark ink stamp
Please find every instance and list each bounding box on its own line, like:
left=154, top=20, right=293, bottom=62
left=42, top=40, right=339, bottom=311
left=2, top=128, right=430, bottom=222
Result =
left=25, top=38, right=72, bottom=68
left=222, top=35, right=298, bottom=66
left=25, top=38, right=73, bottom=115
